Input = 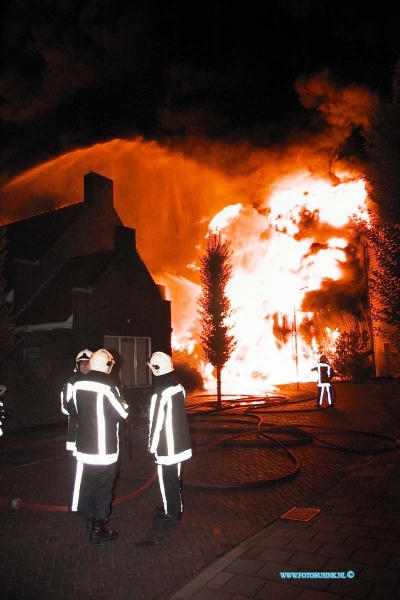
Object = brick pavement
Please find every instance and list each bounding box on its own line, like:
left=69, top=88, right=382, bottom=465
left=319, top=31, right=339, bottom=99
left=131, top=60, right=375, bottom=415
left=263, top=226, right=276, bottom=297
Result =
left=171, top=450, right=400, bottom=600
left=0, top=381, right=399, bottom=599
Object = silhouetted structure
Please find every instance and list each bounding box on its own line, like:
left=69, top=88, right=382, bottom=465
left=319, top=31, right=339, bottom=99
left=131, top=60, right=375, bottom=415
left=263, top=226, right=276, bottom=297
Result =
left=1, top=172, right=171, bottom=427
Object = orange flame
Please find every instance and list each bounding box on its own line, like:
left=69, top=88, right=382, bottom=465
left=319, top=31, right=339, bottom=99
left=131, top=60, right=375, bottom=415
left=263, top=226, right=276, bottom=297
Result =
left=198, top=172, right=368, bottom=390
left=2, top=135, right=369, bottom=391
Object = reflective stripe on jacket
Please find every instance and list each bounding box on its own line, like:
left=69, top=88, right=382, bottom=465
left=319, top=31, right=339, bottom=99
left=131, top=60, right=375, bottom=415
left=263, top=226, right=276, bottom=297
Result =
left=314, top=362, right=335, bottom=386
left=149, top=375, right=192, bottom=466
left=67, top=371, right=128, bottom=465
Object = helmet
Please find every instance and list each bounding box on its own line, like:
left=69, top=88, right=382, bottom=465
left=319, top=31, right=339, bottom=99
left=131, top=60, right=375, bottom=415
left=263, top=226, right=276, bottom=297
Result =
left=320, top=355, right=327, bottom=363
left=89, top=349, right=115, bottom=374
left=147, top=352, right=173, bottom=376
left=76, top=349, right=93, bottom=364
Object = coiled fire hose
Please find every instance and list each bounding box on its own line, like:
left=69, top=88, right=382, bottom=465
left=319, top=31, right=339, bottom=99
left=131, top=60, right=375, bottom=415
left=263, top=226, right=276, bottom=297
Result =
left=1, top=394, right=398, bottom=511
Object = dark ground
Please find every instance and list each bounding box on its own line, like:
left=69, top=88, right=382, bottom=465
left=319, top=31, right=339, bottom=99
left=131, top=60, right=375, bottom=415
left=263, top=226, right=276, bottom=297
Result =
left=0, top=380, right=399, bottom=599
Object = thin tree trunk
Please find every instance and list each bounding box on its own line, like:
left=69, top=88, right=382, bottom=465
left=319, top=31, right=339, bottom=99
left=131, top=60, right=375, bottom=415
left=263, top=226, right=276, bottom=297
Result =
left=217, top=364, right=221, bottom=408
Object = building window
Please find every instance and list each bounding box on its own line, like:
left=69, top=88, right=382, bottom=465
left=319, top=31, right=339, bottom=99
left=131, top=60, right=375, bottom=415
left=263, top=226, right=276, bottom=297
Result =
left=104, top=336, right=151, bottom=388
left=23, top=348, right=40, bottom=360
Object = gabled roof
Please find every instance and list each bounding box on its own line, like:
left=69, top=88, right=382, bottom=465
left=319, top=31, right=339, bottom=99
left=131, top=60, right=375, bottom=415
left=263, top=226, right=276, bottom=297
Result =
left=4, top=203, right=84, bottom=262
left=18, top=250, right=113, bottom=327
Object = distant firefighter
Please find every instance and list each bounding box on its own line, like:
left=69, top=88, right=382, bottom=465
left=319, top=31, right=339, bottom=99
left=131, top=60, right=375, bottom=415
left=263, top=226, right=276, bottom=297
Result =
left=0, top=385, right=8, bottom=436
left=311, top=355, right=335, bottom=407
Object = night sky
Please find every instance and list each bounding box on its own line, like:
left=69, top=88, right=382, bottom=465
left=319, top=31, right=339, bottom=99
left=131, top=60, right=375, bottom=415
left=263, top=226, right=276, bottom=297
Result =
left=1, top=0, right=400, bottom=185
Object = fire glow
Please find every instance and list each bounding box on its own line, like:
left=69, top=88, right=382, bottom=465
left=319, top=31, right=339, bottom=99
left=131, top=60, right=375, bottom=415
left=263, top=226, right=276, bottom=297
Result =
left=2, top=137, right=369, bottom=392
left=194, top=172, right=368, bottom=390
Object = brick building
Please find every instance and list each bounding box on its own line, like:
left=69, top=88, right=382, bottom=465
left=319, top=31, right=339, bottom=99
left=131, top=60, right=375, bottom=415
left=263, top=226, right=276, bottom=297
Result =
left=1, top=171, right=171, bottom=427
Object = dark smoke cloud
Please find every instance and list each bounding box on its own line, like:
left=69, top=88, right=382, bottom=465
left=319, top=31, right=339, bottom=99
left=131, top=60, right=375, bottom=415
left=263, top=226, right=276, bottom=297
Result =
left=1, top=0, right=399, bottom=182
left=295, top=69, right=376, bottom=142
left=0, top=0, right=163, bottom=178
left=157, top=63, right=233, bottom=135
left=0, top=0, right=160, bottom=124
left=302, top=279, right=367, bottom=317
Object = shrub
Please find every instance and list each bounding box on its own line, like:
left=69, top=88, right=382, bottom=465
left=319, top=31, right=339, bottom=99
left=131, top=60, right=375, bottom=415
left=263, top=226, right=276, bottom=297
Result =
left=328, top=330, right=374, bottom=382
left=173, top=362, right=204, bottom=394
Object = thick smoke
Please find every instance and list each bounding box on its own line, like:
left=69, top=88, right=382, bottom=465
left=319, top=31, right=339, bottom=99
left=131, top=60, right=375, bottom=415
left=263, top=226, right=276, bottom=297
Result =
left=0, top=0, right=163, bottom=181
left=0, top=71, right=376, bottom=387
left=0, top=1, right=159, bottom=124
left=296, top=69, right=375, bottom=132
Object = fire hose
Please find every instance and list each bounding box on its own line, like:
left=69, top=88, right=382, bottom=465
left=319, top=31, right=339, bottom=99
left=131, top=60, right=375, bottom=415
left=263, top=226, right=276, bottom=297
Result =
left=1, top=393, right=398, bottom=511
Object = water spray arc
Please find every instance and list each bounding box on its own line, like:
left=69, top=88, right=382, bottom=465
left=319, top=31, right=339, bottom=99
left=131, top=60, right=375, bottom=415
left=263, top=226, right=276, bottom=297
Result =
left=2, top=137, right=371, bottom=390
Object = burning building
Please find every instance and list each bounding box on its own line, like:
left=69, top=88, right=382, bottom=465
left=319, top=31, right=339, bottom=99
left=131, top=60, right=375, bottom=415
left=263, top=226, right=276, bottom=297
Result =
left=2, top=72, right=400, bottom=398
left=2, top=131, right=398, bottom=400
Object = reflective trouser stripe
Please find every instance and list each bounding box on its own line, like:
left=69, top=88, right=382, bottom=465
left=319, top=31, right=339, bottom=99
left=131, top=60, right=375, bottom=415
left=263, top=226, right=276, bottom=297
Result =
left=158, top=462, right=182, bottom=514
left=71, top=460, right=84, bottom=512
left=319, top=384, right=332, bottom=405
left=178, top=463, right=182, bottom=512
left=158, top=464, right=167, bottom=512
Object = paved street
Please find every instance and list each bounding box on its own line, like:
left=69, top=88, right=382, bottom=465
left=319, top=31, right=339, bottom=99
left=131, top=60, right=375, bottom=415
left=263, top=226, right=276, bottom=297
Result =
left=0, top=381, right=399, bottom=599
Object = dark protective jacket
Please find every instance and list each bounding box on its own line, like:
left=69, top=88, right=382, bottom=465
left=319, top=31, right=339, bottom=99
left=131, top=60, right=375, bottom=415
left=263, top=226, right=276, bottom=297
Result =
left=67, top=370, right=129, bottom=465
left=311, top=361, right=335, bottom=385
left=148, top=373, right=192, bottom=466
left=61, top=372, right=88, bottom=451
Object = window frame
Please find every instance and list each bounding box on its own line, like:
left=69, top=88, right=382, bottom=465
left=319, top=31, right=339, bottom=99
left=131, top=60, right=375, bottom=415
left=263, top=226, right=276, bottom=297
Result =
left=104, top=335, right=151, bottom=388
left=23, top=347, right=41, bottom=360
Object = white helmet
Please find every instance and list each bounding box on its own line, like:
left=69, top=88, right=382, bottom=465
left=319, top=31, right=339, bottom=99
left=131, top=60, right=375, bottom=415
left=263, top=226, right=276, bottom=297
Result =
left=76, top=349, right=93, bottom=364
left=89, top=349, right=115, bottom=374
left=148, top=352, right=173, bottom=376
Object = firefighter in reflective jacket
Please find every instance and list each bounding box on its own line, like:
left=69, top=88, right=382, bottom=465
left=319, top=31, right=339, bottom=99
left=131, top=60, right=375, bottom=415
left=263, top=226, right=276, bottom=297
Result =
left=311, top=355, right=335, bottom=407
left=61, top=349, right=92, bottom=512
left=148, top=352, right=192, bottom=521
left=67, top=349, right=129, bottom=544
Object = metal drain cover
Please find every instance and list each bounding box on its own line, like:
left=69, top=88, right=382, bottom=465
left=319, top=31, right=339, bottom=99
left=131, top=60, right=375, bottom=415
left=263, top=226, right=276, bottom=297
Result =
left=280, top=507, right=321, bottom=521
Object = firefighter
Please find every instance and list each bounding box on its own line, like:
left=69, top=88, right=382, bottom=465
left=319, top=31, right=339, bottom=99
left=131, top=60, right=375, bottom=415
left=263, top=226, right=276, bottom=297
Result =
left=147, top=352, right=192, bottom=521
left=311, top=355, right=335, bottom=407
left=67, top=349, right=129, bottom=544
left=0, top=384, right=8, bottom=436
left=61, top=349, right=93, bottom=512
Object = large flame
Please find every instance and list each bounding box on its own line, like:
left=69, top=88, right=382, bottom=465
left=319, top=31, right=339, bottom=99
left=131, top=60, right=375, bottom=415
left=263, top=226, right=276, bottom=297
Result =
left=1, top=135, right=369, bottom=391
left=195, top=172, right=368, bottom=390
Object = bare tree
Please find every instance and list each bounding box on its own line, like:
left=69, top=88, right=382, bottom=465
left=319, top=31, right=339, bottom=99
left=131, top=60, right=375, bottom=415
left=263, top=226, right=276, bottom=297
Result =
left=198, top=230, right=236, bottom=407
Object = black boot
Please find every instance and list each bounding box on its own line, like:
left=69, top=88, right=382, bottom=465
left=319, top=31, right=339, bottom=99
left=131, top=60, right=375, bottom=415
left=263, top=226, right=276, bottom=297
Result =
left=86, top=517, right=93, bottom=533
left=154, top=505, right=165, bottom=517
left=89, top=518, right=118, bottom=544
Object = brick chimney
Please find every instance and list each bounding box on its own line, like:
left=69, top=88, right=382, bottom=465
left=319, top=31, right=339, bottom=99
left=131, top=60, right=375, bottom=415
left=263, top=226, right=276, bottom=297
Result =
left=84, top=172, right=113, bottom=209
